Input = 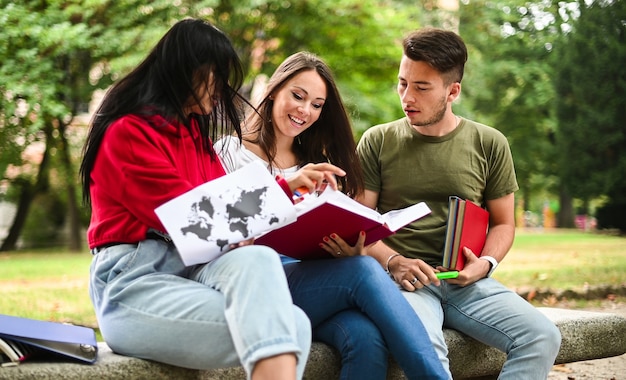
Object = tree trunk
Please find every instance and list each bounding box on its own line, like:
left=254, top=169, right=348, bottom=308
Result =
left=557, top=185, right=575, bottom=228
left=0, top=127, right=51, bottom=251
left=0, top=179, right=33, bottom=251
left=58, top=120, right=83, bottom=251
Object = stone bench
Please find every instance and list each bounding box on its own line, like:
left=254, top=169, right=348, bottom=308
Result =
left=1, top=307, right=625, bottom=380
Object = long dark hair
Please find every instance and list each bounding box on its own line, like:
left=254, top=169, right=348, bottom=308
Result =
left=80, top=18, right=246, bottom=206
left=244, top=51, right=364, bottom=197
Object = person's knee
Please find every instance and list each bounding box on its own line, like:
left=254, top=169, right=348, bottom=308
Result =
left=340, top=255, right=387, bottom=280
left=292, top=306, right=312, bottom=361
left=350, top=255, right=380, bottom=269
left=293, top=306, right=312, bottom=340
left=536, top=321, right=562, bottom=355
left=227, top=245, right=281, bottom=270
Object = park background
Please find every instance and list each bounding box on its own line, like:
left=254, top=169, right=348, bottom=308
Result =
left=1, top=1, right=625, bottom=377
left=1, top=0, right=625, bottom=318
left=2, top=0, right=625, bottom=251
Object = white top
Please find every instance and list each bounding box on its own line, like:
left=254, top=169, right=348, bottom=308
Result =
left=214, top=135, right=299, bottom=178
left=213, top=135, right=302, bottom=264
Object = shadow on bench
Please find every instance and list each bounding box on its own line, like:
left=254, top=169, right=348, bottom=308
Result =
left=1, top=308, right=625, bottom=380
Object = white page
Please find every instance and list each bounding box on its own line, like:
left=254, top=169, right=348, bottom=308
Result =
left=295, top=187, right=383, bottom=221
left=294, top=187, right=430, bottom=231
left=382, top=202, right=431, bottom=231
left=155, top=161, right=297, bottom=266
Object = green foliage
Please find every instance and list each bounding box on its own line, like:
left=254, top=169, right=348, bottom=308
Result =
left=5, top=0, right=624, bottom=244
left=458, top=0, right=565, bottom=206
left=21, top=192, right=67, bottom=248
left=1, top=0, right=424, bottom=249
left=211, top=0, right=420, bottom=132
left=554, top=0, right=626, bottom=205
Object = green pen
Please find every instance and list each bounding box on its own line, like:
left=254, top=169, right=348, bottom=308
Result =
left=436, top=271, right=459, bottom=280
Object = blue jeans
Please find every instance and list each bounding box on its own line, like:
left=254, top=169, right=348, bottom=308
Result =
left=89, top=240, right=311, bottom=379
left=283, top=255, right=448, bottom=380
left=402, top=278, right=562, bottom=379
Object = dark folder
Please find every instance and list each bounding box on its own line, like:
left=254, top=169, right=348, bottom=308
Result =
left=0, top=314, right=98, bottom=365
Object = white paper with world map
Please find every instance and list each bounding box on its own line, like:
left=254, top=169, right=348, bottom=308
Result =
left=155, top=161, right=297, bottom=266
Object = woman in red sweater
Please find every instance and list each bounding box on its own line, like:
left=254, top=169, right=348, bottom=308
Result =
left=79, top=19, right=324, bottom=380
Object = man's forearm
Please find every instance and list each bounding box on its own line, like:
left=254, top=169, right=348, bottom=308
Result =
left=481, top=223, right=515, bottom=263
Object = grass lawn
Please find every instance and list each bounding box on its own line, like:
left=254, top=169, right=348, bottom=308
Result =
left=0, top=248, right=95, bottom=328
left=495, top=228, right=626, bottom=290
left=0, top=228, right=625, bottom=332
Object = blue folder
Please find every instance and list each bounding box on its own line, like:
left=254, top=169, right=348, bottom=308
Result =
left=0, top=314, right=97, bottom=364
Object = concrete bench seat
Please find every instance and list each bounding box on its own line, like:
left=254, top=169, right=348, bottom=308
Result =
left=1, top=307, right=625, bottom=380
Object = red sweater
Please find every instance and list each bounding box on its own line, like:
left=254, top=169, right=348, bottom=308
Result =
left=87, top=114, right=226, bottom=249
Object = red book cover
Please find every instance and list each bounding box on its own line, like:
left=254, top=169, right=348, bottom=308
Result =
left=452, top=200, right=489, bottom=270
left=255, top=189, right=431, bottom=260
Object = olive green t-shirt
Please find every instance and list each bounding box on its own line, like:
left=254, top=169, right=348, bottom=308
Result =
left=357, top=117, right=519, bottom=266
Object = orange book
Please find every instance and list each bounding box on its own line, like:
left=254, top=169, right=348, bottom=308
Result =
left=256, top=188, right=431, bottom=260
left=442, top=197, right=489, bottom=270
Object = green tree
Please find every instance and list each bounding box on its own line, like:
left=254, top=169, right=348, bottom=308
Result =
left=1, top=0, right=423, bottom=250
left=457, top=1, right=561, bottom=218
left=0, top=0, right=194, bottom=251
left=554, top=0, right=626, bottom=222
left=213, top=0, right=421, bottom=133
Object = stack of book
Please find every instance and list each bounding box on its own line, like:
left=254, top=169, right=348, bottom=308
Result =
left=442, top=196, right=489, bottom=270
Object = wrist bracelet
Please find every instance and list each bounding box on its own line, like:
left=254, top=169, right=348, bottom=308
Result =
left=385, top=253, right=402, bottom=274
left=479, top=255, right=499, bottom=277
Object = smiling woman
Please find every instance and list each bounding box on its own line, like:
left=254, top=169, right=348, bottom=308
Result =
left=214, top=51, right=449, bottom=380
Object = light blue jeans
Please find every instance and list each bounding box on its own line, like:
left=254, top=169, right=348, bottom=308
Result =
left=89, top=239, right=311, bottom=379
left=402, top=278, right=562, bottom=379
left=283, top=255, right=449, bottom=380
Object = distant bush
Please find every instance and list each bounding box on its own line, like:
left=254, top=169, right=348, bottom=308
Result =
left=21, top=192, right=66, bottom=248
left=595, top=202, right=626, bottom=234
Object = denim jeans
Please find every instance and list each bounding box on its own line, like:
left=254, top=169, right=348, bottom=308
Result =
left=402, top=278, right=562, bottom=379
left=283, top=255, right=449, bottom=380
left=89, top=240, right=311, bottom=379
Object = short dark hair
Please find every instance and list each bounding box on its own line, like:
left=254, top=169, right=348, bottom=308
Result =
left=402, top=28, right=468, bottom=85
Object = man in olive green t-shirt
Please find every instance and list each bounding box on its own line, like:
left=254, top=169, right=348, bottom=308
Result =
left=356, top=27, right=561, bottom=379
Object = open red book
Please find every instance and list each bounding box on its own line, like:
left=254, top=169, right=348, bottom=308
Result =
left=442, top=196, right=489, bottom=270
left=256, top=188, right=431, bottom=260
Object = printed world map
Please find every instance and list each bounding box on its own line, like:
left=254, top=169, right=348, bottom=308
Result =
left=180, top=186, right=281, bottom=252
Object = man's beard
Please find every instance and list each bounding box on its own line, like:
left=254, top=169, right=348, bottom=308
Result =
left=411, top=96, right=447, bottom=127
